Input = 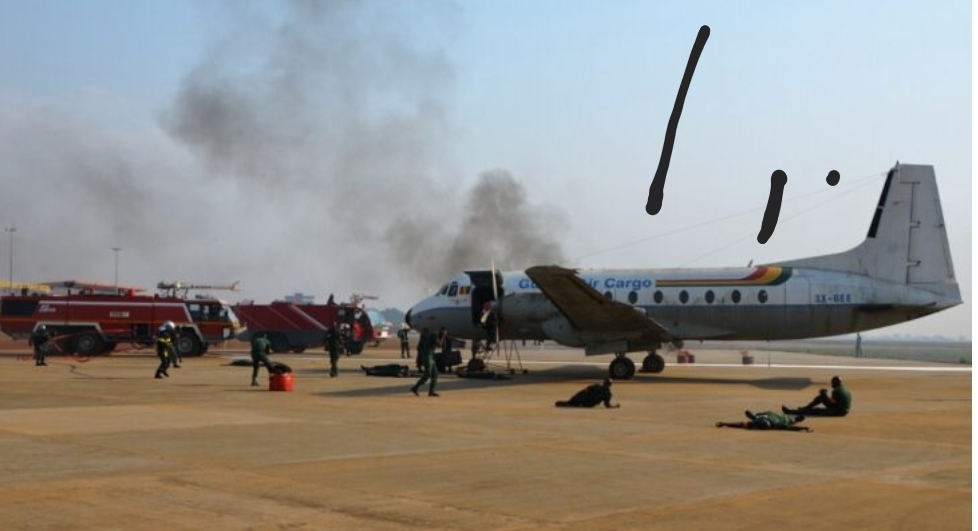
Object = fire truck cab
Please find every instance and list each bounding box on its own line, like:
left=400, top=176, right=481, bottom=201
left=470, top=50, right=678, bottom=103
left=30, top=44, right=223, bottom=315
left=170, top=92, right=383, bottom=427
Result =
left=0, top=283, right=243, bottom=357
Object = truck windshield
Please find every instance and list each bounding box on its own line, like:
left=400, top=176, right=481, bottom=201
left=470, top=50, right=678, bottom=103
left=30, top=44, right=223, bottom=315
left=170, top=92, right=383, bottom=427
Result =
left=187, top=302, right=239, bottom=324
left=223, top=305, right=239, bottom=325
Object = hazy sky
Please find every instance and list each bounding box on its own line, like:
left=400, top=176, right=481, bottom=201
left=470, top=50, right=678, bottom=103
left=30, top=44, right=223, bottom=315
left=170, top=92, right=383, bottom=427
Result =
left=0, top=1, right=971, bottom=339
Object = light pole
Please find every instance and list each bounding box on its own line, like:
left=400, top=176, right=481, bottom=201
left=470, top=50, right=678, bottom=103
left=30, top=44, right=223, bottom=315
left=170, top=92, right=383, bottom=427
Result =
left=112, top=247, right=122, bottom=287
left=3, top=226, right=15, bottom=292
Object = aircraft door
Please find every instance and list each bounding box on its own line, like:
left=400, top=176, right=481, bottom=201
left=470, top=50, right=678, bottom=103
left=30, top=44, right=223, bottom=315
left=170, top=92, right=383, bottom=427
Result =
left=783, top=276, right=812, bottom=337
left=465, top=270, right=504, bottom=325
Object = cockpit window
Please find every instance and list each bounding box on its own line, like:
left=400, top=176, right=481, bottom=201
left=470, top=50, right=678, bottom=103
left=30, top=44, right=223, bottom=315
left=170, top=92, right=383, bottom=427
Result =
left=438, top=284, right=449, bottom=296
left=448, top=283, right=458, bottom=297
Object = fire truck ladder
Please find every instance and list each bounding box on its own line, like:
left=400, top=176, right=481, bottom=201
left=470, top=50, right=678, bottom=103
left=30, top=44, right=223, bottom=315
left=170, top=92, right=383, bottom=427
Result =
left=157, top=281, right=241, bottom=298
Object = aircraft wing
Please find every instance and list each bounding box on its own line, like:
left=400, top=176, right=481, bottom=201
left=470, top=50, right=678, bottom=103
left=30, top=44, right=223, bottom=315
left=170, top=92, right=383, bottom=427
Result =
left=525, top=265, right=674, bottom=343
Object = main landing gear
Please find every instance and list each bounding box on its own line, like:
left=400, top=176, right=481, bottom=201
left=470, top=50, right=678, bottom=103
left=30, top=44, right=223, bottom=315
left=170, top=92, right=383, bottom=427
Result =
left=607, top=351, right=665, bottom=380
left=641, top=352, right=665, bottom=374
left=608, top=351, right=666, bottom=380
left=608, top=354, right=636, bottom=380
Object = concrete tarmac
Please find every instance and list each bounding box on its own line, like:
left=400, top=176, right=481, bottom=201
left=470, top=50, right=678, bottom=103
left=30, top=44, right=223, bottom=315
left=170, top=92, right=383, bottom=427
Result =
left=0, top=342, right=970, bottom=530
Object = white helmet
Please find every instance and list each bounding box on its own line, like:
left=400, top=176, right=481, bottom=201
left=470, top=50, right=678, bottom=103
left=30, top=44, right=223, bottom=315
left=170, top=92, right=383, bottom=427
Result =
left=164, top=321, right=176, bottom=330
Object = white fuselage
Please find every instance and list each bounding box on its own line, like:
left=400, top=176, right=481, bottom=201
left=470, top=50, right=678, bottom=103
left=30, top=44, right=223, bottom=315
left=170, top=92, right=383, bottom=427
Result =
left=407, top=265, right=953, bottom=355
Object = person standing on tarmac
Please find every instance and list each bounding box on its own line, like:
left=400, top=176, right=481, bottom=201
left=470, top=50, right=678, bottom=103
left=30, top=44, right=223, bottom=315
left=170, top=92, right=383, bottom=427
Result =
left=250, top=332, right=275, bottom=386
left=410, top=327, right=439, bottom=397
left=324, top=325, right=340, bottom=377
left=154, top=325, right=174, bottom=379
left=29, top=325, right=52, bottom=367
left=397, top=325, right=410, bottom=359
left=165, top=322, right=182, bottom=369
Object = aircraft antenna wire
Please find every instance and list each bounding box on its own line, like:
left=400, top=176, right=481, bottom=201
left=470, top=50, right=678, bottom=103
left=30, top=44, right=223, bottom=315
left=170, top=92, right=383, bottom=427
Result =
left=679, top=172, right=884, bottom=267
left=572, top=170, right=884, bottom=265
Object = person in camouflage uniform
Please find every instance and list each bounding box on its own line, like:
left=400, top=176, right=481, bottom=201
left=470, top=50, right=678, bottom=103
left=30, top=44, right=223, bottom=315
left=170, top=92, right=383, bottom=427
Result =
left=716, top=410, right=812, bottom=432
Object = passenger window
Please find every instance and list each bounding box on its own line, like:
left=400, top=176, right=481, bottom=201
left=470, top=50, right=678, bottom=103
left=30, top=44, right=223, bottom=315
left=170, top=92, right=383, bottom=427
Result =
left=758, top=290, right=768, bottom=303
left=628, top=291, right=638, bottom=304
left=654, top=290, right=663, bottom=304
left=732, top=290, right=741, bottom=303
left=705, top=290, right=715, bottom=304
left=603, top=291, right=613, bottom=300
left=679, top=290, right=689, bottom=304
left=448, top=283, right=458, bottom=297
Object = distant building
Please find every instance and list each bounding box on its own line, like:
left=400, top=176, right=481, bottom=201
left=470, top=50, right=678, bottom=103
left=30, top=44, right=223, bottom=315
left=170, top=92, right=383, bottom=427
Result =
left=282, top=292, right=315, bottom=304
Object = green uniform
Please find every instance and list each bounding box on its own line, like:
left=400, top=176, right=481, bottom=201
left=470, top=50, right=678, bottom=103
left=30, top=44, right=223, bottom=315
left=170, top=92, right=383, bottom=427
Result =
left=410, top=330, right=439, bottom=396
left=155, top=333, right=173, bottom=379
left=787, top=381, right=852, bottom=416
left=169, top=327, right=182, bottom=367
left=832, top=384, right=852, bottom=412
left=325, top=328, right=339, bottom=377
left=397, top=328, right=410, bottom=359
left=250, top=335, right=274, bottom=385
left=749, top=411, right=794, bottom=429
left=716, top=410, right=810, bottom=431
left=29, top=328, right=52, bottom=366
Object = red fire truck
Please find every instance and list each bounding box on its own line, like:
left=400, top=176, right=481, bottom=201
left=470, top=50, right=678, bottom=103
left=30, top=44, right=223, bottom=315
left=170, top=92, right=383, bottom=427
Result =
left=0, top=281, right=243, bottom=357
left=233, top=300, right=374, bottom=354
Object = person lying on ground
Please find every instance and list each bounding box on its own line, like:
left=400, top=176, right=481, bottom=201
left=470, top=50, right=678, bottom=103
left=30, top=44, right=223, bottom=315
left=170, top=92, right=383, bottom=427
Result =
left=716, top=410, right=812, bottom=432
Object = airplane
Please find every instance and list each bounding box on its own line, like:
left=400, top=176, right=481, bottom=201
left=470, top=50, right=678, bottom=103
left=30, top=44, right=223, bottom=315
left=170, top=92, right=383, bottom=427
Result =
left=405, top=162, right=961, bottom=379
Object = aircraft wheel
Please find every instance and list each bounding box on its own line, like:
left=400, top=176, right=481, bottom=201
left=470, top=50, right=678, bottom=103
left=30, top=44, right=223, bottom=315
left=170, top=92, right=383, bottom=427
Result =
left=609, top=357, right=636, bottom=380
left=642, top=352, right=665, bottom=373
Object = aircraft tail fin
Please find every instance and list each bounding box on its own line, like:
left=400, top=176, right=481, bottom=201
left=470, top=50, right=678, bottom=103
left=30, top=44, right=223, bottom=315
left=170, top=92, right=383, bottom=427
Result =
left=778, top=163, right=960, bottom=301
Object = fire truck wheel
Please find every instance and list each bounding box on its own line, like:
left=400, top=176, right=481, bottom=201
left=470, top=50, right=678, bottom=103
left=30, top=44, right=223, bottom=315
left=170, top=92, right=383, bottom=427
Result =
left=176, top=332, right=204, bottom=357
left=270, top=334, right=290, bottom=354
left=73, top=332, right=105, bottom=356
left=290, top=346, right=307, bottom=353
